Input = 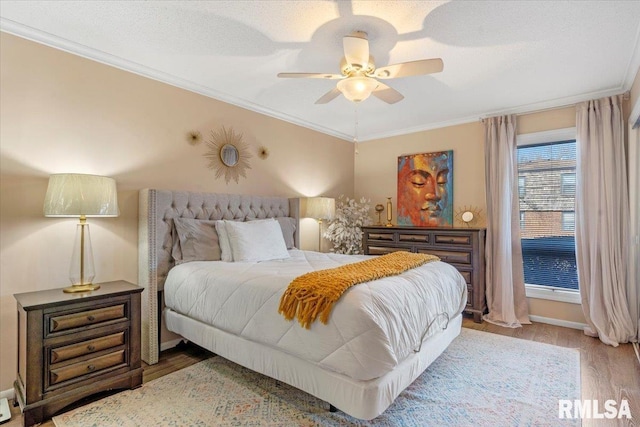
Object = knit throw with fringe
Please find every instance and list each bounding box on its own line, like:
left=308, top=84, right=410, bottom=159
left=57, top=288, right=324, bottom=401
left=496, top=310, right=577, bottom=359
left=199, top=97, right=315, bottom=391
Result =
left=278, top=251, right=439, bottom=329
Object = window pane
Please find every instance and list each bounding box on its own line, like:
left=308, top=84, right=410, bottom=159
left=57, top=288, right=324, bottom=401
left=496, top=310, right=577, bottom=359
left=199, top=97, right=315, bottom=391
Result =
left=561, top=173, right=576, bottom=195
left=562, top=212, right=575, bottom=231
left=518, top=140, right=578, bottom=290
left=518, top=176, right=526, bottom=198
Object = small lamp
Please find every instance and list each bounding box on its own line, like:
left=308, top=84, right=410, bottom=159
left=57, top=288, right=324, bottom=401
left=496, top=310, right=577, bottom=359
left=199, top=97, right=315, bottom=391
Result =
left=44, top=174, right=119, bottom=293
left=301, top=197, right=335, bottom=252
left=337, top=76, right=378, bottom=103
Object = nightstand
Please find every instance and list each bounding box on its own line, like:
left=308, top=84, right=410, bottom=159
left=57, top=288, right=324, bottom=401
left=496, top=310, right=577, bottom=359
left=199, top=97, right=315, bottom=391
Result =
left=13, top=280, right=143, bottom=427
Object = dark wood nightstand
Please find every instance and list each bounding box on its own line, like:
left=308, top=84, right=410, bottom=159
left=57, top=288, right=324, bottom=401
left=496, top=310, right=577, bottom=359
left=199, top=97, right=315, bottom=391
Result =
left=13, top=280, right=143, bottom=427
left=362, top=226, right=486, bottom=323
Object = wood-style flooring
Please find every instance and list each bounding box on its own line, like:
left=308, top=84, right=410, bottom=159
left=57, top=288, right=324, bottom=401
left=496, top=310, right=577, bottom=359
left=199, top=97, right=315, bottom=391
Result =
left=7, top=318, right=639, bottom=426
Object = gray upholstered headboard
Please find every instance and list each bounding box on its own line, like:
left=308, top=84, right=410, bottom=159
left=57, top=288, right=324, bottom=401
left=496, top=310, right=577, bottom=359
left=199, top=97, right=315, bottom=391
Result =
left=138, top=189, right=300, bottom=364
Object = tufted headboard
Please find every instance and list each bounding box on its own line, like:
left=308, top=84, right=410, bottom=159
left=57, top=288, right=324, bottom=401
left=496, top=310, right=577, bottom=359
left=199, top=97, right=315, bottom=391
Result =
left=138, top=189, right=300, bottom=364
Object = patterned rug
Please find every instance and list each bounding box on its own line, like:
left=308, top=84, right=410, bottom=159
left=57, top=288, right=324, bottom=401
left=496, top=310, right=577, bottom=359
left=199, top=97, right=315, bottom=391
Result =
left=53, top=328, right=580, bottom=427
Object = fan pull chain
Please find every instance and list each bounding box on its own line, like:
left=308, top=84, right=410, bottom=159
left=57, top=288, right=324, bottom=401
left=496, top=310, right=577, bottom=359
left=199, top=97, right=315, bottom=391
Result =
left=354, top=106, right=359, bottom=155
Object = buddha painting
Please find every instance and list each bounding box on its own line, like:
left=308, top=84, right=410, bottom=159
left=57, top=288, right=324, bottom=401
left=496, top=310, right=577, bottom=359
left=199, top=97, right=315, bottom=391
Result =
left=397, top=150, right=454, bottom=227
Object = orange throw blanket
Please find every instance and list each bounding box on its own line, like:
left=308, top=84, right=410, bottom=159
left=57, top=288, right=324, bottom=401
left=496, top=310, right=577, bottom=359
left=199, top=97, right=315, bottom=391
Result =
left=278, top=251, right=440, bottom=329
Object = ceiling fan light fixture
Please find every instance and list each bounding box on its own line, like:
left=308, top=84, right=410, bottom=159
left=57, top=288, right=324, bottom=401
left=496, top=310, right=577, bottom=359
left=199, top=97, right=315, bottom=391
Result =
left=337, top=76, right=378, bottom=103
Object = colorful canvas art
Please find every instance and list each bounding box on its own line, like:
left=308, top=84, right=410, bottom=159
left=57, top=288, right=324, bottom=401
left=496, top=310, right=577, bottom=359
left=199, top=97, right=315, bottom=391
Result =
left=397, top=150, right=454, bottom=227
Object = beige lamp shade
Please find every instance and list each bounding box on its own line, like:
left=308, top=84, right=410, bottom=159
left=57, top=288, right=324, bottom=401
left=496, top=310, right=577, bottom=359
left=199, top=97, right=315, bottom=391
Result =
left=301, top=197, right=335, bottom=221
left=44, top=174, right=119, bottom=217
left=43, top=173, right=118, bottom=293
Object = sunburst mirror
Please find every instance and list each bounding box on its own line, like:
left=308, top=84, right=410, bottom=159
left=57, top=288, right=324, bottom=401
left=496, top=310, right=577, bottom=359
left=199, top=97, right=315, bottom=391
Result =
left=454, top=206, right=483, bottom=227
left=204, top=126, right=252, bottom=184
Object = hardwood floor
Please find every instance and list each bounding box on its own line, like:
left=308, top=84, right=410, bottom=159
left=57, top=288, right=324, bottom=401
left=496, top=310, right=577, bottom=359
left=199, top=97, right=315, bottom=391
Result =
left=7, top=319, right=639, bottom=426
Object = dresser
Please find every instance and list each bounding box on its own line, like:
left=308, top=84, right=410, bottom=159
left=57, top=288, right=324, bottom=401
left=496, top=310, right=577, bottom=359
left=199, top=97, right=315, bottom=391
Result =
left=13, top=281, right=143, bottom=427
left=362, top=226, right=486, bottom=323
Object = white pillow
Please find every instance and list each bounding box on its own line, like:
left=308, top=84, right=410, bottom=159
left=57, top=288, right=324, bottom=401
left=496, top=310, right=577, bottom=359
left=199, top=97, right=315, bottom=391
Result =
left=224, top=219, right=290, bottom=262
left=215, top=220, right=234, bottom=262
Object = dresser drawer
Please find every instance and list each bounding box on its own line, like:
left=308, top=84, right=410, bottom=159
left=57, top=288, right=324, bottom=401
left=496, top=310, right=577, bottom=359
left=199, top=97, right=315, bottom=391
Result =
left=398, top=233, right=429, bottom=243
left=49, top=350, right=126, bottom=386
left=367, top=232, right=394, bottom=241
left=459, top=270, right=472, bottom=284
left=433, top=233, right=471, bottom=246
left=367, top=246, right=410, bottom=255
left=50, top=331, right=126, bottom=364
left=418, top=249, right=471, bottom=264
left=49, top=304, right=126, bottom=334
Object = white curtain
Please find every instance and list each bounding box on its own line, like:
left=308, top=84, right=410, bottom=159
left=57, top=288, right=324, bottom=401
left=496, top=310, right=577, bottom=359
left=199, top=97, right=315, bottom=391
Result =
left=576, top=94, right=635, bottom=346
left=484, top=114, right=531, bottom=328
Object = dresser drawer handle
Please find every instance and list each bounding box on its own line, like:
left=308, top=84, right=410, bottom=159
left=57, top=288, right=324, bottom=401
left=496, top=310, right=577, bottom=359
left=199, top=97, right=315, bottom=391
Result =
left=87, top=315, right=96, bottom=322
left=87, top=345, right=96, bottom=352
left=87, top=365, right=96, bottom=372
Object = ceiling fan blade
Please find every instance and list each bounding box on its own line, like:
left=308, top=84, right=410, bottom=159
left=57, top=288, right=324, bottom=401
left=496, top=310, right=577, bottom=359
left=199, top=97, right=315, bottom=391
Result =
left=343, top=32, right=369, bottom=69
left=315, top=88, right=342, bottom=104
left=277, top=72, right=343, bottom=80
left=374, top=58, right=443, bottom=79
left=372, top=82, right=404, bottom=104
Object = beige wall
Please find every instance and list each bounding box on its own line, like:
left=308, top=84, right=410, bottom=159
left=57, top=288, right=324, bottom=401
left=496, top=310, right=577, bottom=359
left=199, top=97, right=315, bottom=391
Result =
left=354, top=106, right=587, bottom=325
left=0, top=33, right=354, bottom=393
left=631, top=66, right=640, bottom=109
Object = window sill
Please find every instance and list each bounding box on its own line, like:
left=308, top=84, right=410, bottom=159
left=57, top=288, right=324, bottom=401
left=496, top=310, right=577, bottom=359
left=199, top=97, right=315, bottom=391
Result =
left=525, top=284, right=581, bottom=304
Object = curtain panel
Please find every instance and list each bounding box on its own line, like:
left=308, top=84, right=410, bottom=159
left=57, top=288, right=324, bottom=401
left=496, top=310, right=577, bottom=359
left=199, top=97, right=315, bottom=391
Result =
left=483, top=114, right=531, bottom=328
left=576, top=94, right=635, bottom=346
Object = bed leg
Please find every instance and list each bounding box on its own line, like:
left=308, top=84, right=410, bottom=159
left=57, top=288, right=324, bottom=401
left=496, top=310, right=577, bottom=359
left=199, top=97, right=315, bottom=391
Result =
left=329, top=404, right=338, bottom=413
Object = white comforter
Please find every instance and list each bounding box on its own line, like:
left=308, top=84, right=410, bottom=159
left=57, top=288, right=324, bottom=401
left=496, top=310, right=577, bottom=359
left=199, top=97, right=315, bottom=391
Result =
left=164, top=249, right=467, bottom=381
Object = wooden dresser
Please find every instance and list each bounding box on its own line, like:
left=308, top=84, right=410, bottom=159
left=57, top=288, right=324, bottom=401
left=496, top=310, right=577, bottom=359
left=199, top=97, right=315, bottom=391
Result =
left=362, top=226, right=486, bottom=322
left=13, top=281, right=143, bottom=427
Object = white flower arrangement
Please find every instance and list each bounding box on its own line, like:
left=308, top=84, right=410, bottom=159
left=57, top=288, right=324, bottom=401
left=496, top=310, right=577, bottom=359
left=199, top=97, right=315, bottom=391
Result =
left=323, top=195, right=372, bottom=254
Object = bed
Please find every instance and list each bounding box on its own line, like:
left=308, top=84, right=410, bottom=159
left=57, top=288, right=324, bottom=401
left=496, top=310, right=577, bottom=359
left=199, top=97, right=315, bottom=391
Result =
left=138, top=189, right=467, bottom=420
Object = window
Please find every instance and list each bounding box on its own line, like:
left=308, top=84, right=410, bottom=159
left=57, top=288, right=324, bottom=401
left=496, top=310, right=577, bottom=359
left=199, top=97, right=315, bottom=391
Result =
left=518, top=176, right=526, bottom=198
left=517, top=139, right=578, bottom=291
left=562, top=212, right=575, bottom=231
left=561, top=173, right=576, bottom=195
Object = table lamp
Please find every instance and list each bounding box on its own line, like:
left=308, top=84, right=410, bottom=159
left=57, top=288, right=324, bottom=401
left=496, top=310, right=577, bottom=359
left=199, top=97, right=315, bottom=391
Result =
left=43, top=173, right=119, bottom=293
left=301, top=197, right=335, bottom=252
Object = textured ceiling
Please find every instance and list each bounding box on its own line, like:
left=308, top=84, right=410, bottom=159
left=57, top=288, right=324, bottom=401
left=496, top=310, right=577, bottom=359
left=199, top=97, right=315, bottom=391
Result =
left=1, top=1, right=639, bottom=141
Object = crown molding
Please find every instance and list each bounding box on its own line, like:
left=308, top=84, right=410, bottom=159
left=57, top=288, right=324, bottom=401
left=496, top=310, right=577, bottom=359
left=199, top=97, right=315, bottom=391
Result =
left=1, top=18, right=636, bottom=144
left=0, top=20, right=353, bottom=142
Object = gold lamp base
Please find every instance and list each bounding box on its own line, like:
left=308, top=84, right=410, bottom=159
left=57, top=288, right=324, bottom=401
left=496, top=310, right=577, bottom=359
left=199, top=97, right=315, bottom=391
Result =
left=63, top=283, right=101, bottom=293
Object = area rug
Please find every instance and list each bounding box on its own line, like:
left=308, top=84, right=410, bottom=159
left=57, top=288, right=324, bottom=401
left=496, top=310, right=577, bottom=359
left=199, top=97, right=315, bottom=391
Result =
left=53, top=328, right=580, bottom=427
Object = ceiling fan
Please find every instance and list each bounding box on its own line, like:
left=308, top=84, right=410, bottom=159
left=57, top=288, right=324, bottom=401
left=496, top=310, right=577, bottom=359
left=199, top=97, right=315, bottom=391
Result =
left=277, top=31, right=443, bottom=105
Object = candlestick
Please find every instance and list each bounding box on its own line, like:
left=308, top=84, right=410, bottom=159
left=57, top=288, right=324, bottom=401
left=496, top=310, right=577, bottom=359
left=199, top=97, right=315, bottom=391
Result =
left=386, top=197, right=393, bottom=227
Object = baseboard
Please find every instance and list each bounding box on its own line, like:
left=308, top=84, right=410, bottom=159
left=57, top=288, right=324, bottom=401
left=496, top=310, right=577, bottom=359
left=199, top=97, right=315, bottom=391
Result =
left=0, top=389, right=14, bottom=401
left=529, top=315, right=587, bottom=330
left=160, top=338, right=184, bottom=352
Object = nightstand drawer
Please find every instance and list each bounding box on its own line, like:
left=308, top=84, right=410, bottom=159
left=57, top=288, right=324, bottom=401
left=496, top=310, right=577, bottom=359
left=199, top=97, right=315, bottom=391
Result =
left=433, top=233, right=471, bottom=246
left=398, top=233, right=429, bottom=243
left=49, top=304, right=126, bottom=333
left=418, top=249, right=471, bottom=264
left=50, top=331, right=126, bottom=364
left=49, top=350, right=126, bottom=386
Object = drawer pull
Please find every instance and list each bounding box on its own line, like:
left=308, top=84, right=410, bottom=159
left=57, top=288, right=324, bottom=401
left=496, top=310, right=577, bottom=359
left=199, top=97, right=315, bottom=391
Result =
left=87, top=345, right=96, bottom=352
left=87, top=365, right=96, bottom=372
left=87, top=315, right=96, bottom=322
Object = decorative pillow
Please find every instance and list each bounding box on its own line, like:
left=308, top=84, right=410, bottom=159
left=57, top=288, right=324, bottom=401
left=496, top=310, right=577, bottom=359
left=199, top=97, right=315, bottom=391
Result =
left=173, top=218, right=221, bottom=264
left=215, top=220, right=234, bottom=262
left=224, top=219, right=290, bottom=262
left=275, top=217, right=297, bottom=249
